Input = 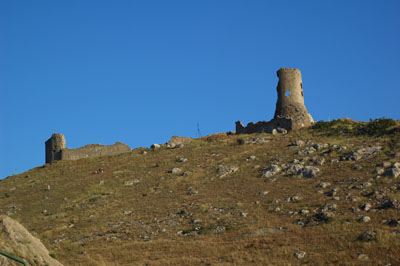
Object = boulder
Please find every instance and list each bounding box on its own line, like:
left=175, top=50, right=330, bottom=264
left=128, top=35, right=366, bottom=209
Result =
left=0, top=215, right=63, bottom=266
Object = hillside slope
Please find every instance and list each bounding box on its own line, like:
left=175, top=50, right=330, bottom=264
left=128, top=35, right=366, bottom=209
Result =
left=1, top=120, right=400, bottom=265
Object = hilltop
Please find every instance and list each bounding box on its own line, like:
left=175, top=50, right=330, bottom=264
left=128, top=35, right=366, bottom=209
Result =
left=1, top=119, right=400, bottom=265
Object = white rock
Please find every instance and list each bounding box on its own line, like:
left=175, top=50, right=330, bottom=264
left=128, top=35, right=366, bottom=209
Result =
left=262, top=165, right=282, bottom=178
left=216, top=165, right=239, bottom=178
left=359, top=216, right=371, bottom=223
left=150, top=144, right=161, bottom=149
left=318, top=182, right=331, bottom=188
left=170, top=168, right=182, bottom=174
left=294, top=251, right=306, bottom=259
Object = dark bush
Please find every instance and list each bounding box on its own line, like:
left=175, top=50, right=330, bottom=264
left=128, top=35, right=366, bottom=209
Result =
left=311, top=118, right=395, bottom=137
left=357, top=118, right=396, bottom=136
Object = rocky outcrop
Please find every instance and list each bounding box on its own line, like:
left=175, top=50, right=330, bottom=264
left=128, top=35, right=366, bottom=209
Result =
left=166, top=136, right=192, bottom=148
left=0, top=215, right=63, bottom=266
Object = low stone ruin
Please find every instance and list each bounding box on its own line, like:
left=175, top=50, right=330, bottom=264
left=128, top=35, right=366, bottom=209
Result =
left=45, top=133, right=131, bottom=163
left=236, top=68, right=314, bottom=134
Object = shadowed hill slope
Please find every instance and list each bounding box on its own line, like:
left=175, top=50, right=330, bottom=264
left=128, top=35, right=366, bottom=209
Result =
left=1, top=120, right=400, bottom=265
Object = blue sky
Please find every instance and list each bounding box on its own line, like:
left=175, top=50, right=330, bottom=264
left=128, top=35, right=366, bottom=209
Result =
left=1, top=0, right=399, bottom=179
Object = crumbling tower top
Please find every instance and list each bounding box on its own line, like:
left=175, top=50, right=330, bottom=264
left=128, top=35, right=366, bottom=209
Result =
left=235, top=67, right=314, bottom=134
left=273, top=68, right=314, bottom=130
left=45, top=133, right=65, bottom=163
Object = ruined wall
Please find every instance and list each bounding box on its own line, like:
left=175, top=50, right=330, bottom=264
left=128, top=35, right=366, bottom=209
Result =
left=45, top=134, right=131, bottom=163
left=60, top=142, right=131, bottom=161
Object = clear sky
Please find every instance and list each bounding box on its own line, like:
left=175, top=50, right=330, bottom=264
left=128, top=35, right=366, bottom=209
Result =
left=1, top=0, right=399, bottom=179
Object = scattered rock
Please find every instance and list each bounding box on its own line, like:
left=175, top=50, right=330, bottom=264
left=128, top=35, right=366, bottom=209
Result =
left=286, top=163, right=304, bottom=175
left=382, top=161, right=392, bottom=168
left=247, top=155, right=256, bottom=161
left=299, top=209, right=310, bottom=215
left=294, top=251, right=306, bottom=259
left=167, top=136, right=192, bottom=148
left=211, top=226, right=226, bottom=234
left=259, top=191, right=269, bottom=196
left=358, top=253, right=369, bottom=260
left=216, top=165, right=239, bottom=178
left=318, top=182, right=331, bottom=188
left=169, top=168, right=183, bottom=174
left=330, top=159, right=339, bottom=164
left=244, top=137, right=269, bottom=145
left=375, top=168, right=385, bottom=175
left=177, top=158, right=188, bottom=163
left=378, top=198, right=400, bottom=209
left=296, top=166, right=320, bottom=178
left=297, top=146, right=316, bottom=155
left=360, top=203, right=372, bottom=211
left=124, top=179, right=140, bottom=186
left=287, top=195, right=303, bottom=203
left=291, top=140, right=305, bottom=147
left=93, top=168, right=104, bottom=174
left=313, top=143, right=329, bottom=151
left=359, top=216, right=371, bottom=223
left=342, top=146, right=382, bottom=161
left=353, top=164, right=363, bottom=170
left=328, top=188, right=338, bottom=197
left=262, top=165, right=282, bottom=178
left=150, top=144, right=161, bottom=150
left=186, top=187, right=198, bottom=196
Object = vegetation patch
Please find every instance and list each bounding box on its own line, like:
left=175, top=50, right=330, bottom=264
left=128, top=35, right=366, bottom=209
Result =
left=312, top=118, right=396, bottom=137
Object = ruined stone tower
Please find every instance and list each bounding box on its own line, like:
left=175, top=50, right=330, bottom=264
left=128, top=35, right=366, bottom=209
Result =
left=45, top=133, right=66, bottom=163
left=273, top=68, right=314, bottom=130
left=235, top=67, right=314, bottom=134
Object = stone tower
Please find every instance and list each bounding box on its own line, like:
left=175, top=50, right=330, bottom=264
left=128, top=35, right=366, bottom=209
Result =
left=45, top=133, right=66, bottom=163
left=273, top=68, right=314, bottom=130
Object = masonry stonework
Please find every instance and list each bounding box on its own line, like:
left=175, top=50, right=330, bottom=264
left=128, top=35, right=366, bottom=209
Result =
left=45, top=134, right=66, bottom=163
left=236, top=68, right=314, bottom=134
left=45, top=134, right=131, bottom=163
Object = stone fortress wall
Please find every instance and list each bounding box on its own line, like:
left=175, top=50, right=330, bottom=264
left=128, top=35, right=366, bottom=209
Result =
left=236, top=68, right=314, bottom=134
left=45, top=134, right=131, bottom=163
left=45, top=67, right=313, bottom=163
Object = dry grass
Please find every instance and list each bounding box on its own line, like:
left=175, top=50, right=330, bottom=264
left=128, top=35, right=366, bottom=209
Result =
left=1, top=127, right=400, bottom=265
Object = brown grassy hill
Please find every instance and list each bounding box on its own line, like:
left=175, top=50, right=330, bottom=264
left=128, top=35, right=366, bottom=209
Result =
left=1, top=119, right=400, bottom=265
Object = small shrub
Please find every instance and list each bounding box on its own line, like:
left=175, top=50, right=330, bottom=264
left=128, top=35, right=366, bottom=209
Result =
left=237, top=138, right=245, bottom=145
